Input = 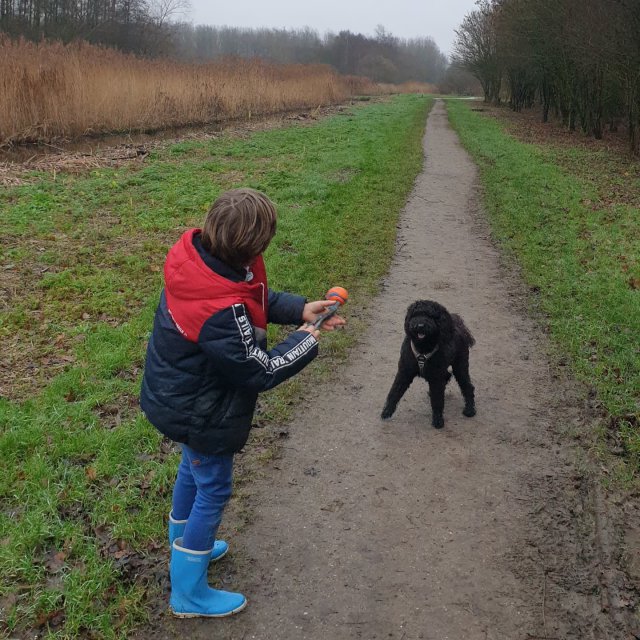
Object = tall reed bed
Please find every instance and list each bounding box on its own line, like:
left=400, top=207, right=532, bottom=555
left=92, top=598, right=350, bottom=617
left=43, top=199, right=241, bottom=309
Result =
left=1, top=37, right=387, bottom=144
left=394, top=81, right=439, bottom=94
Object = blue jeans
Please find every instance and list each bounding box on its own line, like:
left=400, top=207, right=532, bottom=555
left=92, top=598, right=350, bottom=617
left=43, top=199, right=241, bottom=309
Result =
left=171, top=444, right=234, bottom=551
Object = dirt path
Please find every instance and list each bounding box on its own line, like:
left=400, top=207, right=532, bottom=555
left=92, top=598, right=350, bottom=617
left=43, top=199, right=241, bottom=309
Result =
left=153, top=100, right=627, bottom=639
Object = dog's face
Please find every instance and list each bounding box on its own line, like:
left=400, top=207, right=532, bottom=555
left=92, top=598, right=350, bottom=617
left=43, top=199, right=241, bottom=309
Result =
left=404, top=300, right=453, bottom=353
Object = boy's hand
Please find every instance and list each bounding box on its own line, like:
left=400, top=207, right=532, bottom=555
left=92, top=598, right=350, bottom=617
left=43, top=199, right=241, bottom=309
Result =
left=298, top=323, right=320, bottom=339
left=302, top=300, right=347, bottom=331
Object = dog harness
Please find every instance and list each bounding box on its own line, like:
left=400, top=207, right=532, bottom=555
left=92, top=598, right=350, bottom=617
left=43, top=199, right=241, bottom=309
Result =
left=410, top=342, right=439, bottom=377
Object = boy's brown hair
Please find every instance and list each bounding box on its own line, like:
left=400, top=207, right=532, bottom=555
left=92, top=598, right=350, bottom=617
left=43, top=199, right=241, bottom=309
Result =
left=201, top=188, right=277, bottom=270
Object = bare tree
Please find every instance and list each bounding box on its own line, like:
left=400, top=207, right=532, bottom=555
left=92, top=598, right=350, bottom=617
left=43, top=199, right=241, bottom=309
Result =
left=452, top=1, right=502, bottom=103
left=452, top=0, right=640, bottom=152
left=148, top=0, right=189, bottom=27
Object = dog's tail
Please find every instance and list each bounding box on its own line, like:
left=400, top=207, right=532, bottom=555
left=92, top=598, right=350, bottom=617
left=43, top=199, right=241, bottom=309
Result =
left=452, top=314, right=475, bottom=348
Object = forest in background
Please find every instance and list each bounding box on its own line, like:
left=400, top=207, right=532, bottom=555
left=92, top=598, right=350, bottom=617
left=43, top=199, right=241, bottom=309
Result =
left=453, top=0, right=640, bottom=153
left=170, top=25, right=447, bottom=85
left=0, top=0, right=449, bottom=85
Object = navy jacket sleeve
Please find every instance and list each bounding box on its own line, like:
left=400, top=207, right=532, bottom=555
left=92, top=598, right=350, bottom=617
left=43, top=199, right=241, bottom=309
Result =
left=267, top=289, right=306, bottom=325
left=198, top=303, right=317, bottom=391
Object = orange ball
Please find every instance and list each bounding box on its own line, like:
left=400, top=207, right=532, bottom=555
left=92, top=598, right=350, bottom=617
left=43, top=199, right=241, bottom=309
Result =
left=325, top=286, right=348, bottom=305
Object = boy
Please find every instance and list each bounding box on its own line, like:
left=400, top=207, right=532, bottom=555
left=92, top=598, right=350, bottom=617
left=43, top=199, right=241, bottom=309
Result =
left=140, top=188, right=344, bottom=618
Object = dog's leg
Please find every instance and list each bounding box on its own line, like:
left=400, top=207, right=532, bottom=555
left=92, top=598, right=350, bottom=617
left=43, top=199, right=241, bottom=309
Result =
left=428, top=378, right=447, bottom=428
left=452, top=351, right=476, bottom=418
left=381, top=368, right=415, bottom=420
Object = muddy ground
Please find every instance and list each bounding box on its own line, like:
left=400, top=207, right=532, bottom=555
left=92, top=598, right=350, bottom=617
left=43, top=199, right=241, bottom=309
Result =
left=0, top=103, right=353, bottom=187
left=142, top=100, right=638, bottom=639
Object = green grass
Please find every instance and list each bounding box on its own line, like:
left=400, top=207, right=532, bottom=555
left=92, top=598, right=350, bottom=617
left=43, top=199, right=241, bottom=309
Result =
left=446, top=98, right=640, bottom=482
left=0, top=94, right=433, bottom=637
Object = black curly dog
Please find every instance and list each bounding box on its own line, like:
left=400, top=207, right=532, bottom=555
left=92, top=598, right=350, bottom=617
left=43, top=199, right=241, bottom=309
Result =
left=381, top=300, right=476, bottom=429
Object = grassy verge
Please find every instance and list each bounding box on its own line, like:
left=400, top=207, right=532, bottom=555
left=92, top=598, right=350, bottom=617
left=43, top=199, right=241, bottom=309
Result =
left=0, top=94, right=432, bottom=638
left=446, top=98, right=640, bottom=483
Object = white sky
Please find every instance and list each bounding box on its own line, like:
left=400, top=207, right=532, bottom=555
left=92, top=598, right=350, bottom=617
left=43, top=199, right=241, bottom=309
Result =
left=183, top=0, right=477, bottom=55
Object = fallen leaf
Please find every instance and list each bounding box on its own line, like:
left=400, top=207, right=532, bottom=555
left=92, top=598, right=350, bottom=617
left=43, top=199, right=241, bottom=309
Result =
left=45, top=550, right=67, bottom=573
left=36, top=608, right=65, bottom=628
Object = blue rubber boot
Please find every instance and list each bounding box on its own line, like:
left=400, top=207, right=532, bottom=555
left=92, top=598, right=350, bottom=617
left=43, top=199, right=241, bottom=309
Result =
left=169, top=538, right=247, bottom=618
left=168, top=513, right=228, bottom=562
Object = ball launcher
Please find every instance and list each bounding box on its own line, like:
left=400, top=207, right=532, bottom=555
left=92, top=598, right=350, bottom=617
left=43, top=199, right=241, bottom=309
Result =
left=313, top=286, right=348, bottom=329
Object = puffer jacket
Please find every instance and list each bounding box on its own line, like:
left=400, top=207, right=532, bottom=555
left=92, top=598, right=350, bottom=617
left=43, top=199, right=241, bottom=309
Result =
left=140, top=229, right=318, bottom=455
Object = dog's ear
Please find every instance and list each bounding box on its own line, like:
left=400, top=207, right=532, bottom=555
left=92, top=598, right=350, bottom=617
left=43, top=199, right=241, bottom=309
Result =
left=405, top=302, right=419, bottom=332
left=436, top=307, right=455, bottom=344
left=406, top=301, right=420, bottom=316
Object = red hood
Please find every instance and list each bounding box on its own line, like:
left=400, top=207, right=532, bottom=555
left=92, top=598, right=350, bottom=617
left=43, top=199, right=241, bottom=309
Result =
left=164, top=229, right=268, bottom=341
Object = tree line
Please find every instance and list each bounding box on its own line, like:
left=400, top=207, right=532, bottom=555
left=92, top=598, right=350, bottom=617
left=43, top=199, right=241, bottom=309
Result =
left=0, top=1, right=448, bottom=85
left=453, top=0, right=640, bottom=153
left=170, top=24, right=448, bottom=84
left=0, top=0, right=188, bottom=53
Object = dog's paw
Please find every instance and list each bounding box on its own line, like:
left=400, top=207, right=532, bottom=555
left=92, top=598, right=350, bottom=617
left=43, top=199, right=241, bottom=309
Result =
left=381, top=405, right=395, bottom=420
left=463, top=404, right=476, bottom=418
left=432, top=413, right=444, bottom=429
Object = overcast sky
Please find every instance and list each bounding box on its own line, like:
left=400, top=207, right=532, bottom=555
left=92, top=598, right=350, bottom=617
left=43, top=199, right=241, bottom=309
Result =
left=184, top=0, right=477, bottom=55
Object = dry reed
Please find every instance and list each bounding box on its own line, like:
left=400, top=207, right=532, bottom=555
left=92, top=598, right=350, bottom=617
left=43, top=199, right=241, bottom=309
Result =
left=0, top=37, right=398, bottom=145
left=378, top=81, right=438, bottom=94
